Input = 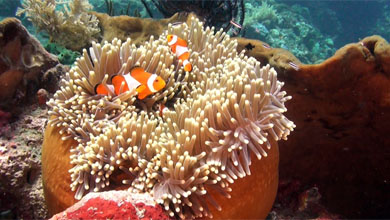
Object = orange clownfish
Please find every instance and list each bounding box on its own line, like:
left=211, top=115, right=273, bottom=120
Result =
left=167, top=34, right=192, bottom=72
left=95, top=66, right=166, bottom=100
left=95, top=83, right=114, bottom=96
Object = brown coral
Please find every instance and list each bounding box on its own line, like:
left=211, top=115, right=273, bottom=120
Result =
left=0, top=17, right=58, bottom=103
left=237, top=35, right=390, bottom=218
left=91, top=12, right=189, bottom=46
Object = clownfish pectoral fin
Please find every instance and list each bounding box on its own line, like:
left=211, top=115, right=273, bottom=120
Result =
left=136, top=84, right=147, bottom=94
left=137, top=92, right=149, bottom=100
left=95, top=83, right=108, bottom=95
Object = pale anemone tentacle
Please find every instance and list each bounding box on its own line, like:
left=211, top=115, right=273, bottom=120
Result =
left=47, top=16, right=295, bottom=219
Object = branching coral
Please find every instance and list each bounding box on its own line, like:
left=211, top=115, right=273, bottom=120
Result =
left=244, top=0, right=280, bottom=27
left=47, top=16, right=295, bottom=219
left=16, top=0, right=100, bottom=51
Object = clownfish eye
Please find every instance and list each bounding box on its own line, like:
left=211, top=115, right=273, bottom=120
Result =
left=155, top=79, right=159, bottom=82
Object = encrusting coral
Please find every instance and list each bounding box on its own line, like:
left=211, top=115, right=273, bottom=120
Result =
left=16, top=0, right=100, bottom=51
left=43, top=16, right=295, bottom=219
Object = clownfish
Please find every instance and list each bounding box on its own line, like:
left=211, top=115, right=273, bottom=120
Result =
left=167, top=34, right=192, bottom=72
left=95, top=66, right=166, bottom=100
left=95, top=83, right=114, bottom=96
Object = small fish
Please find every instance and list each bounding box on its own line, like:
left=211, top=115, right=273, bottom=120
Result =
left=255, top=27, right=260, bottom=33
left=288, top=61, right=300, bottom=71
left=170, top=22, right=183, bottom=26
left=230, top=19, right=242, bottom=29
left=262, top=43, right=271, bottom=49
left=96, top=66, right=166, bottom=100
left=167, top=34, right=192, bottom=72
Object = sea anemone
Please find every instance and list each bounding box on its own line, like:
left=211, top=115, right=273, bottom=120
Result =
left=45, top=15, right=294, bottom=219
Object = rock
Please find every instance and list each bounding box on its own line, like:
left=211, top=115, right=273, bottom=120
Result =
left=270, top=180, right=340, bottom=219
left=237, top=35, right=390, bottom=218
left=0, top=106, right=49, bottom=219
left=50, top=190, right=170, bottom=220
left=0, top=17, right=58, bottom=105
left=37, top=88, right=49, bottom=106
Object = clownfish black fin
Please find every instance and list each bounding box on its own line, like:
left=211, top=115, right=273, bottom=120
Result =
left=94, top=83, right=100, bottom=94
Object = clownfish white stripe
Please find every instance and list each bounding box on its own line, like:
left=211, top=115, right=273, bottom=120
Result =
left=106, top=84, right=115, bottom=93
left=175, top=45, right=188, bottom=57
left=168, top=35, right=177, bottom=46
left=147, top=74, right=158, bottom=93
left=183, top=59, right=190, bottom=67
left=123, top=74, right=141, bottom=91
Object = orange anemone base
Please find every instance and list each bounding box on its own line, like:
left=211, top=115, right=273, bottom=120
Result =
left=42, top=123, right=279, bottom=219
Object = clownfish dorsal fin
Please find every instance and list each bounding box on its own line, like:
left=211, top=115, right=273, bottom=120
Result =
left=130, top=66, right=145, bottom=77
left=130, top=66, right=150, bottom=84
left=110, top=74, right=117, bottom=82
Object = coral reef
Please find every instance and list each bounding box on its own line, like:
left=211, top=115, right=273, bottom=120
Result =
left=91, top=11, right=188, bottom=47
left=16, top=0, right=100, bottom=51
left=244, top=0, right=279, bottom=27
left=370, top=4, right=390, bottom=40
left=0, top=106, right=49, bottom=219
left=145, top=0, right=245, bottom=36
left=236, top=35, right=390, bottom=218
left=45, top=43, right=81, bottom=65
left=0, top=17, right=58, bottom=104
left=50, top=190, right=170, bottom=220
left=270, top=180, right=340, bottom=219
left=42, top=15, right=294, bottom=219
left=243, top=0, right=336, bottom=64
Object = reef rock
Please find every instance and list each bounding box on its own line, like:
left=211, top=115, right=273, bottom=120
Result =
left=237, top=35, right=390, bottom=218
left=50, top=190, right=169, bottom=220
left=0, top=106, right=49, bottom=219
left=91, top=12, right=189, bottom=46
left=0, top=18, right=58, bottom=104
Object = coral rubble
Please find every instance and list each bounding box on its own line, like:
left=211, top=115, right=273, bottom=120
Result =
left=42, top=15, right=294, bottom=219
left=0, top=106, right=49, bottom=219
